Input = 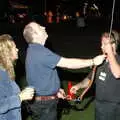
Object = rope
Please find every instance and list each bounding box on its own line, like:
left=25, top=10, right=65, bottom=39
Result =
left=78, top=66, right=97, bottom=101
left=109, top=0, right=116, bottom=37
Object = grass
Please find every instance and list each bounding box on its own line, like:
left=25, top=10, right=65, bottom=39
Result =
left=61, top=100, right=95, bottom=120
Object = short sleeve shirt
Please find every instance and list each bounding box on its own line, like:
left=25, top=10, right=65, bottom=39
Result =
left=26, top=43, right=61, bottom=96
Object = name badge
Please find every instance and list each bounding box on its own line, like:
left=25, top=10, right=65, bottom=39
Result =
left=99, top=72, right=106, bottom=81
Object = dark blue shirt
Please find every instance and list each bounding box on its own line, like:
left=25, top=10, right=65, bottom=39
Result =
left=0, top=68, right=21, bottom=120
left=26, top=43, right=61, bottom=96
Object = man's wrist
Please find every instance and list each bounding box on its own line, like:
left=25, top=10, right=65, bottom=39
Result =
left=91, top=59, right=95, bottom=66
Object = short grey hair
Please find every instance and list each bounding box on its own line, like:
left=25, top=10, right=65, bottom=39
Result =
left=23, top=25, right=34, bottom=43
left=23, top=22, right=39, bottom=43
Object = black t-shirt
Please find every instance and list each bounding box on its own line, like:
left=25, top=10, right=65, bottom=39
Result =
left=95, top=55, right=120, bottom=103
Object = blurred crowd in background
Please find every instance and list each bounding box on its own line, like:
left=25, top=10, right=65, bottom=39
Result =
left=0, top=0, right=119, bottom=25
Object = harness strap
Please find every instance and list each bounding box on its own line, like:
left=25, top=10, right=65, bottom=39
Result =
left=78, top=66, right=97, bottom=101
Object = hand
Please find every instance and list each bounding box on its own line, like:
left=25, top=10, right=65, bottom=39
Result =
left=93, top=54, right=105, bottom=66
left=19, top=87, right=35, bottom=101
left=57, top=88, right=66, bottom=99
left=70, top=85, right=80, bottom=94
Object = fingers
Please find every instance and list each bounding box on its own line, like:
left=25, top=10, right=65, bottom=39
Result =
left=19, top=87, right=35, bottom=101
left=57, top=88, right=66, bottom=99
left=93, top=54, right=105, bottom=66
left=24, top=87, right=35, bottom=93
left=70, top=87, right=77, bottom=94
left=24, top=87, right=35, bottom=100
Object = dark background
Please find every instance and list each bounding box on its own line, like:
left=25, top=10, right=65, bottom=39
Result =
left=0, top=0, right=120, bottom=15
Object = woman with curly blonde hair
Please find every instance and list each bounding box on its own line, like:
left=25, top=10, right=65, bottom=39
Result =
left=0, top=34, right=34, bottom=120
left=0, top=34, right=17, bottom=80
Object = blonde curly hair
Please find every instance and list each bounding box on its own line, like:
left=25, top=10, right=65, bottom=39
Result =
left=0, top=34, right=16, bottom=80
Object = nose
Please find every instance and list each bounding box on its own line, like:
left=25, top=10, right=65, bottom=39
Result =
left=16, top=48, right=19, bottom=52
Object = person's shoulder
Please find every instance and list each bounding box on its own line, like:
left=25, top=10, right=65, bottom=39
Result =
left=0, top=66, right=6, bottom=74
left=0, top=67, right=9, bottom=80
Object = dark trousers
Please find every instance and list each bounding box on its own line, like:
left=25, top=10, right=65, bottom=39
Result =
left=30, top=99, right=58, bottom=120
left=95, top=100, right=120, bottom=120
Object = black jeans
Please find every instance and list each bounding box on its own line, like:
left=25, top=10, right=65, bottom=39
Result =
left=30, top=99, right=58, bottom=120
left=95, top=100, right=120, bottom=120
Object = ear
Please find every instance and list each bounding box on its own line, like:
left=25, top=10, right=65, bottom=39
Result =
left=33, top=34, right=38, bottom=40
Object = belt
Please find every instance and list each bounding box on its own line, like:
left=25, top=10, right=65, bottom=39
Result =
left=35, top=95, right=58, bottom=101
